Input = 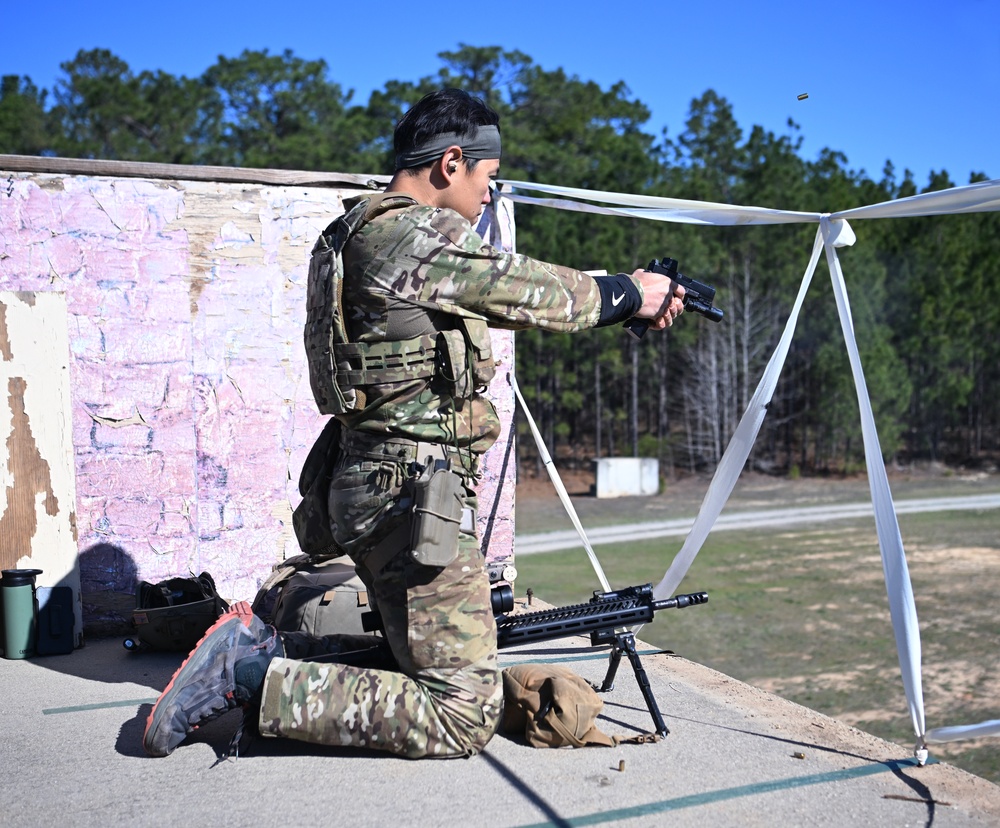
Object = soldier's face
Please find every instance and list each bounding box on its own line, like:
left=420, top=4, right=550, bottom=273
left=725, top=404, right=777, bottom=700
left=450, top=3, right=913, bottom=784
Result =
left=449, top=158, right=500, bottom=224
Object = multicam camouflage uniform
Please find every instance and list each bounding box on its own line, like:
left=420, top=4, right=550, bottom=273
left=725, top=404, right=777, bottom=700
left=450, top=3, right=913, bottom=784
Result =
left=258, top=194, right=608, bottom=758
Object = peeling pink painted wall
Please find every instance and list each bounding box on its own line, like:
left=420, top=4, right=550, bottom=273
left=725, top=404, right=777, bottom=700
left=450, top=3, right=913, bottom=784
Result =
left=0, top=166, right=515, bottom=621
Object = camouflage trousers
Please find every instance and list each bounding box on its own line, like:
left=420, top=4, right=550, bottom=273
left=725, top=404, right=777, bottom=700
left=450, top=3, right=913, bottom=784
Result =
left=258, top=447, right=503, bottom=758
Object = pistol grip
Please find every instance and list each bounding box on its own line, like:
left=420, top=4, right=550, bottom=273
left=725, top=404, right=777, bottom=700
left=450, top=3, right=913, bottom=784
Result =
left=624, top=318, right=651, bottom=339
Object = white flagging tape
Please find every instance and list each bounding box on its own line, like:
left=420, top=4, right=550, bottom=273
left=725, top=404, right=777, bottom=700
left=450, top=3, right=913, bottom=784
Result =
left=652, top=226, right=827, bottom=599
left=500, top=191, right=819, bottom=227
left=820, top=216, right=927, bottom=749
left=498, top=176, right=1000, bottom=759
left=834, top=176, right=1000, bottom=220
left=924, top=720, right=1000, bottom=744
left=499, top=176, right=1000, bottom=225
left=511, top=374, right=612, bottom=593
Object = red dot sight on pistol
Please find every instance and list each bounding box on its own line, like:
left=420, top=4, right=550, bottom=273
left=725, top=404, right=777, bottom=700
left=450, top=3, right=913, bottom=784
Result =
left=624, top=257, right=724, bottom=338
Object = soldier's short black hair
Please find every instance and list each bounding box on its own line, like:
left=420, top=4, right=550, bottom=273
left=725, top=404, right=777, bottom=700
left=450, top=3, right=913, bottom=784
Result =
left=394, top=88, right=500, bottom=173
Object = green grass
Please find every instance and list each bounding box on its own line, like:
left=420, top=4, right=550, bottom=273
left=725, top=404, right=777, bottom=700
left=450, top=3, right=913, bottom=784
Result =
left=513, top=506, right=1000, bottom=785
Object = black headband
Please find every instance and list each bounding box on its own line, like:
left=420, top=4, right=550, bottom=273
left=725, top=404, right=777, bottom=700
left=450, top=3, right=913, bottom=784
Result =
left=395, top=125, right=502, bottom=170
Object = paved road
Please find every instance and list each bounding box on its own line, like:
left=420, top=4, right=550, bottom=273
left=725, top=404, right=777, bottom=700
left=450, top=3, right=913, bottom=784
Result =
left=515, top=493, right=1000, bottom=555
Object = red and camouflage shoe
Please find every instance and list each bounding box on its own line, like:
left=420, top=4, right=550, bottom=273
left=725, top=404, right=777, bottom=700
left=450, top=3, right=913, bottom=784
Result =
left=143, top=601, right=283, bottom=757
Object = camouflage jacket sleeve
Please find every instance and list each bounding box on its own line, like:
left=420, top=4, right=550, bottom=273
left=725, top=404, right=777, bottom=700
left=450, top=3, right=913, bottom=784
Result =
left=360, top=203, right=628, bottom=332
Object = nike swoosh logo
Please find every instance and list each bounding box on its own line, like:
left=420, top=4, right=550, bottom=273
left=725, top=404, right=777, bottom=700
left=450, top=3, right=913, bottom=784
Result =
left=612, top=292, right=625, bottom=307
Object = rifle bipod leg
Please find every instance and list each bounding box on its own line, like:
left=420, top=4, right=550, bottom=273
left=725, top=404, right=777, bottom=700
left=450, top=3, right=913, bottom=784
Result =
left=597, top=632, right=669, bottom=738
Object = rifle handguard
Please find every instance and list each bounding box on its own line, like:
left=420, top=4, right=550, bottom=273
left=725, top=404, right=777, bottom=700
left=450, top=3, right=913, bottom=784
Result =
left=494, top=584, right=707, bottom=649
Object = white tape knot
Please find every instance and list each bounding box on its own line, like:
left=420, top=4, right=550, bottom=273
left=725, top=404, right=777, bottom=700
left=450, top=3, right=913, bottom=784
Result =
left=821, top=214, right=857, bottom=248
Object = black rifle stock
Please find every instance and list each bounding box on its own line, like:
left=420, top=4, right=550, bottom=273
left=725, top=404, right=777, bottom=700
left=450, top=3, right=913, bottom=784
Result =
left=624, top=257, right=724, bottom=339
left=495, top=584, right=708, bottom=736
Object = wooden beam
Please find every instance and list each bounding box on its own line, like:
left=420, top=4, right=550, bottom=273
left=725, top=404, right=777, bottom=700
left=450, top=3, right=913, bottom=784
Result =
left=0, top=154, right=390, bottom=190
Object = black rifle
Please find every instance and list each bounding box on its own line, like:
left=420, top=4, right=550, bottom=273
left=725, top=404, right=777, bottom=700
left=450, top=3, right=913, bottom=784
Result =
left=494, top=584, right=708, bottom=737
left=625, top=257, right=724, bottom=339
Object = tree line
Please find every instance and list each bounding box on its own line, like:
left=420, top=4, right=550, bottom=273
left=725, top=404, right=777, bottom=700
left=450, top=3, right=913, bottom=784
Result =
left=3, top=45, right=998, bottom=477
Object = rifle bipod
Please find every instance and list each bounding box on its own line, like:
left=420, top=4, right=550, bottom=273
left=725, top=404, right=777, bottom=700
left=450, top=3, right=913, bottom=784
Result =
left=595, top=629, right=668, bottom=737
left=493, top=585, right=708, bottom=737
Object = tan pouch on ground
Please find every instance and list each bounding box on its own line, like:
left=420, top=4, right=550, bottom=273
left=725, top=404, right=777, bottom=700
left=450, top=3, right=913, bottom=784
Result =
left=501, top=663, right=620, bottom=748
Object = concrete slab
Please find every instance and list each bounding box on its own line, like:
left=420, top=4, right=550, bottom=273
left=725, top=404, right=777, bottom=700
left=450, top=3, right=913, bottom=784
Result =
left=2, top=633, right=999, bottom=827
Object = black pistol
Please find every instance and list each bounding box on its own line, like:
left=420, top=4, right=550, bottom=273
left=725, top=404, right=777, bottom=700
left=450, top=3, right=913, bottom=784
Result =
left=624, top=257, right=724, bottom=339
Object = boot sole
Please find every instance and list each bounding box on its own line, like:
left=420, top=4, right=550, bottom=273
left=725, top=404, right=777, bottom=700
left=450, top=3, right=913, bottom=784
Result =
left=143, top=600, right=255, bottom=756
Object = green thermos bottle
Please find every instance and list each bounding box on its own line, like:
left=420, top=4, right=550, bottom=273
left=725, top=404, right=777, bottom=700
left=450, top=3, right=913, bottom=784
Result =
left=2, top=568, right=44, bottom=659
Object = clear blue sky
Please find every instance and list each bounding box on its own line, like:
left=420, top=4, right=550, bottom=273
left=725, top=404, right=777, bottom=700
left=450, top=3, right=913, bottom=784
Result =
left=3, top=0, right=997, bottom=190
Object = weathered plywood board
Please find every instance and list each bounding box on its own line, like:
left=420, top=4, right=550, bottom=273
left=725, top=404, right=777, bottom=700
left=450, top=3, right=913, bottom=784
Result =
left=0, top=158, right=515, bottom=624
left=0, top=291, right=83, bottom=642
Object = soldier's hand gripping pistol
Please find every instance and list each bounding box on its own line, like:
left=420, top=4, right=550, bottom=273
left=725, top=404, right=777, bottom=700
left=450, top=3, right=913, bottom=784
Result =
left=624, top=257, right=724, bottom=339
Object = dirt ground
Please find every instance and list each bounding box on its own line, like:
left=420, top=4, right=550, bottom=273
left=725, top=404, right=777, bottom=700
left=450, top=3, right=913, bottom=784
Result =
left=512, top=463, right=1000, bottom=779
left=512, top=463, right=999, bottom=533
